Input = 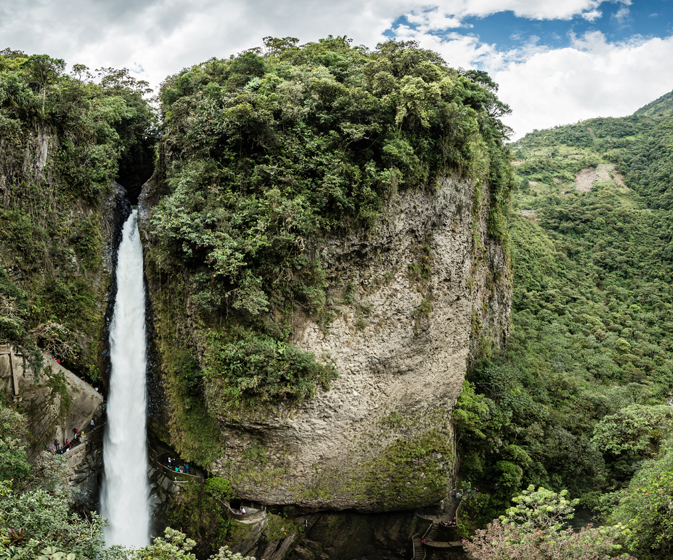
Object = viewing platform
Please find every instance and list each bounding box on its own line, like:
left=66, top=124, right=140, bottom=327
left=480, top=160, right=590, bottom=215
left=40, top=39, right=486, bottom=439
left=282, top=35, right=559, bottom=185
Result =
left=151, top=458, right=205, bottom=483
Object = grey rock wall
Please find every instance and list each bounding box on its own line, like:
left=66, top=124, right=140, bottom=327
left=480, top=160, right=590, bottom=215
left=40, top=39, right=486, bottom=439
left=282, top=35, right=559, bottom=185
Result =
left=0, top=348, right=104, bottom=458
left=207, top=176, right=511, bottom=512
left=68, top=422, right=106, bottom=512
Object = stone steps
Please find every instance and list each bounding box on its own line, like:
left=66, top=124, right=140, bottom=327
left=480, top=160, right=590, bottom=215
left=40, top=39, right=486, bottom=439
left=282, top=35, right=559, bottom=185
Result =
left=412, top=537, right=425, bottom=560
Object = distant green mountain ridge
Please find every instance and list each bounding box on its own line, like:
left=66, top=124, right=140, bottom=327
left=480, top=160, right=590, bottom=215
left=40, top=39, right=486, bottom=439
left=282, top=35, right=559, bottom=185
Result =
left=634, top=89, right=673, bottom=117
left=511, top=90, right=673, bottom=209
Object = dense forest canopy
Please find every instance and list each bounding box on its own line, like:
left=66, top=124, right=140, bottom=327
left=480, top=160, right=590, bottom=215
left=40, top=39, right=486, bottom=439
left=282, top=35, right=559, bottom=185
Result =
left=454, top=89, right=673, bottom=559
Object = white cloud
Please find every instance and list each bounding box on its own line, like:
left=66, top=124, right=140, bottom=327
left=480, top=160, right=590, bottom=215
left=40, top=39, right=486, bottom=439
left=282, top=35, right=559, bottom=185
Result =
left=0, top=0, right=399, bottom=87
left=581, top=9, right=602, bottom=21
left=402, top=0, right=608, bottom=29
left=613, top=5, right=631, bottom=24
left=394, top=25, right=497, bottom=68
left=0, top=0, right=623, bottom=89
left=405, top=29, right=673, bottom=139
left=405, top=8, right=464, bottom=31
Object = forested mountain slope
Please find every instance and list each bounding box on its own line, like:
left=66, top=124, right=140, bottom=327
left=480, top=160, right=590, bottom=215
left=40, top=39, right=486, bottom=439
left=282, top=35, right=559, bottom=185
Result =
left=455, top=90, right=673, bottom=559
left=512, top=91, right=673, bottom=209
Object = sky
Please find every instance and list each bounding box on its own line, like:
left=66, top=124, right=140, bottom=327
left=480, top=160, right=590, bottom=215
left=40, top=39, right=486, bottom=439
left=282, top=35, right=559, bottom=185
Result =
left=1, top=0, right=673, bottom=138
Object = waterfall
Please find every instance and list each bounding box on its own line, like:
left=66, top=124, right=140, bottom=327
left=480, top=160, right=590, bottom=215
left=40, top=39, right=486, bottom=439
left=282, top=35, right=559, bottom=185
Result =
left=100, top=209, right=150, bottom=547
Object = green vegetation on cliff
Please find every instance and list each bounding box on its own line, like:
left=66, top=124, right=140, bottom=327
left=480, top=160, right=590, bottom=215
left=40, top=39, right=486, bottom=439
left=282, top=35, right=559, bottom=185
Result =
left=0, top=48, right=154, bottom=377
left=145, top=36, right=513, bottom=439
left=456, top=90, right=673, bottom=558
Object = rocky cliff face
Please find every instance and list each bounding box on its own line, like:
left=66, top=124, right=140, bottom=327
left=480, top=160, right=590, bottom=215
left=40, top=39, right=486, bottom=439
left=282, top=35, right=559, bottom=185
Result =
left=140, top=173, right=511, bottom=513
left=0, top=119, right=132, bottom=381
left=1, top=121, right=133, bottom=512
left=0, top=348, right=103, bottom=455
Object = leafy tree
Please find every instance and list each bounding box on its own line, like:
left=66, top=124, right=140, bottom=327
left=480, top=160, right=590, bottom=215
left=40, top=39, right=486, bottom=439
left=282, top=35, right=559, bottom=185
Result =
left=25, top=55, right=65, bottom=113
left=205, top=477, right=235, bottom=500
left=136, top=527, right=198, bottom=560
left=204, top=328, right=337, bottom=405
left=500, top=485, right=578, bottom=534
left=465, top=486, right=634, bottom=560
left=0, top=481, right=110, bottom=560
left=610, top=449, right=673, bottom=559
left=452, top=380, right=490, bottom=442
left=591, top=404, right=672, bottom=457
left=136, top=528, right=254, bottom=560
left=464, top=519, right=634, bottom=560
left=0, top=403, right=31, bottom=483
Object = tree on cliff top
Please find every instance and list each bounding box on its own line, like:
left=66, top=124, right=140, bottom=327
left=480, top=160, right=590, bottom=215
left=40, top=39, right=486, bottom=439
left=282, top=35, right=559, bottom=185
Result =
left=148, top=36, right=514, bottom=410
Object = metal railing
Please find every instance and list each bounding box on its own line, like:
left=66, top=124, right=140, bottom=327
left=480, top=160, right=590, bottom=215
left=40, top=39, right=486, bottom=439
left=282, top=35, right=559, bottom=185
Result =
left=152, top=458, right=204, bottom=483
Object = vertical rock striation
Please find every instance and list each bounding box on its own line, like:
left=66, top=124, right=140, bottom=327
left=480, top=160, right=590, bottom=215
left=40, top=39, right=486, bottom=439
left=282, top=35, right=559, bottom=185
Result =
left=140, top=173, right=511, bottom=513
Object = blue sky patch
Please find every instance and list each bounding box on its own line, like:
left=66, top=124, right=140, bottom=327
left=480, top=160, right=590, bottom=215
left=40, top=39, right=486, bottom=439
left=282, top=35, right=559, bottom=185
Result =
left=386, top=0, right=673, bottom=58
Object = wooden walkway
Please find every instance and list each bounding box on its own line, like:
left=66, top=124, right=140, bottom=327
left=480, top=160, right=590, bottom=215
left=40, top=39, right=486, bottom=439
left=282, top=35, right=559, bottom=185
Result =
left=213, top=497, right=267, bottom=523
left=152, top=459, right=204, bottom=483
left=65, top=420, right=106, bottom=470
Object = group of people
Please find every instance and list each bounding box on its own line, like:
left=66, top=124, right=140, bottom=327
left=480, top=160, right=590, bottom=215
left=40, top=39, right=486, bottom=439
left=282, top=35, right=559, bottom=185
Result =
left=455, top=487, right=478, bottom=500
left=440, top=517, right=457, bottom=527
left=53, top=429, right=79, bottom=454
left=50, top=420, right=99, bottom=455
left=167, top=457, right=189, bottom=474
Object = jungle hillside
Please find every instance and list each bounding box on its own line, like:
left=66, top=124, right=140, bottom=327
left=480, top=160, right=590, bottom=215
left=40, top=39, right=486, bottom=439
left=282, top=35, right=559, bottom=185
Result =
left=454, top=89, right=673, bottom=559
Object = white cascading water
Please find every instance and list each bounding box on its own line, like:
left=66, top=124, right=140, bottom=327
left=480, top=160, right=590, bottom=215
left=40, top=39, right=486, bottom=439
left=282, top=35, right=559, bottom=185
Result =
left=100, top=209, right=151, bottom=547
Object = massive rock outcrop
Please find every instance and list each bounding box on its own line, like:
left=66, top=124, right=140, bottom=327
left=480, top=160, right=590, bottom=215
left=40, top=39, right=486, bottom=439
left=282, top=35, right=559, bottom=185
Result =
left=140, top=173, right=511, bottom=513
left=138, top=40, right=513, bottom=523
